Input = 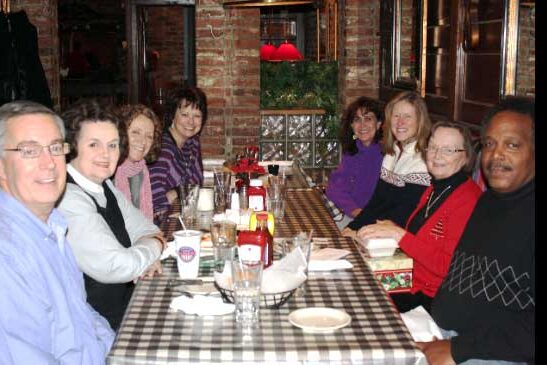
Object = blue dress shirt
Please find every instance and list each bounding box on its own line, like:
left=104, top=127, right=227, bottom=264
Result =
left=0, top=190, right=114, bottom=364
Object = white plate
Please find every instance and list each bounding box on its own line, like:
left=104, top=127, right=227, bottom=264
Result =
left=288, top=307, right=351, bottom=333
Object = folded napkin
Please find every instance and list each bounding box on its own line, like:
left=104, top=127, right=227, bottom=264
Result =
left=400, top=305, right=444, bottom=342
left=170, top=294, right=235, bottom=316
left=214, top=248, right=307, bottom=294
left=307, top=248, right=353, bottom=271
left=361, top=237, right=399, bottom=258
left=310, top=248, right=350, bottom=261
left=308, top=260, right=353, bottom=271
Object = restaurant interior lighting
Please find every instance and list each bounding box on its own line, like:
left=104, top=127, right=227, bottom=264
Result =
left=260, top=43, right=278, bottom=61
left=269, top=40, right=303, bottom=61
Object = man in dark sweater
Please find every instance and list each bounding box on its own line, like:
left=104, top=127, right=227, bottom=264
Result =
left=418, top=97, right=535, bottom=365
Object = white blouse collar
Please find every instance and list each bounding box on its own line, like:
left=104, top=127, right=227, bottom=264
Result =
left=67, top=164, right=104, bottom=194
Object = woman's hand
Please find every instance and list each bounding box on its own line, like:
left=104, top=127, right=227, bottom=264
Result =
left=135, top=260, right=163, bottom=283
left=341, top=227, right=357, bottom=240
left=357, top=219, right=406, bottom=243
left=350, top=208, right=362, bottom=218
left=166, top=189, right=179, bottom=204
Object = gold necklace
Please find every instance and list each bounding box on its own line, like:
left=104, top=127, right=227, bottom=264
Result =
left=425, top=185, right=452, bottom=218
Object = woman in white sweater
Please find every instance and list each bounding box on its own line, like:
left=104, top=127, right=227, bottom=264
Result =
left=58, top=99, right=165, bottom=330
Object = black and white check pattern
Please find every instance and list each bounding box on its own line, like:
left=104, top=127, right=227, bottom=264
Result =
left=110, top=166, right=425, bottom=364
left=107, top=236, right=425, bottom=365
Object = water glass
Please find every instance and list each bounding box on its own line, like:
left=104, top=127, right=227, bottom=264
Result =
left=231, top=250, right=263, bottom=326
left=282, top=234, right=312, bottom=296
left=179, top=184, right=200, bottom=228
left=214, top=171, right=232, bottom=213
left=210, top=220, right=237, bottom=273
left=266, top=197, right=285, bottom=222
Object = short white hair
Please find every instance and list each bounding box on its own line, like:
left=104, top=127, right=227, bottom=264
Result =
left=0, top=101, right=65, bottom=157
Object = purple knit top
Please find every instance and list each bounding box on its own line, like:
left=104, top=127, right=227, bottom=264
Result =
left=149, top=130, right=203, bottom=218
left=325, top=140, right=383, bottom=216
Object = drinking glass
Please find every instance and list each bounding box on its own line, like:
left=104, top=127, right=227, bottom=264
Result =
left=214, top=171, right=232, bottom=213
left=179, top=184, right=200, bottom=228
left=266, top=196, right=285, bottom=222
left=210, top=220, right=237, bottom=274
left=231, top=248, right=263, bottom=327
left=282, top=233, right=312, bottom=296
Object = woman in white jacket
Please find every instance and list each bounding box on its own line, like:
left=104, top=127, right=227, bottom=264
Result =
left=58, top=99, right=165, bottom=330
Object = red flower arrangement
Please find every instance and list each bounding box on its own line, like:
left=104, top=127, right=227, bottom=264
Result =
left=230, top=146, right=266, bottom=190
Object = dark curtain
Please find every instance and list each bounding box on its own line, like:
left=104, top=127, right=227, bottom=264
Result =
left=0, top=10, right=53, bottom=108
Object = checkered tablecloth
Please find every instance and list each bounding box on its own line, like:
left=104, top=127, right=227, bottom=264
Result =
left=107, top=234, right=425, bottom=365
left=110, top=166, right=425, bottom=364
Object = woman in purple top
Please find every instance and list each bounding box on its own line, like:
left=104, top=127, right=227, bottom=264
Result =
left=326, top=96, right=384, bottom=228
left=149, top=87, right=207, bottom=223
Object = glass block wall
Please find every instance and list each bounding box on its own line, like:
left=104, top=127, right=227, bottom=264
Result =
left=259, top=109, right=340, bottom=169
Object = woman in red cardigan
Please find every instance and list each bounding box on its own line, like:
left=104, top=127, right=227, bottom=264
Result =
left=357, top=122, right=482, bottom=313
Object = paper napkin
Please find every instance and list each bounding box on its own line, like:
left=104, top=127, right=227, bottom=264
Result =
left=400, top=305, right=444, bottom=342
left=170, top=294, right=235, bottom=316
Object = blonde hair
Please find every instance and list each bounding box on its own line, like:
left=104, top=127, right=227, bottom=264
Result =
left=382, top=91, right=431, bottom=155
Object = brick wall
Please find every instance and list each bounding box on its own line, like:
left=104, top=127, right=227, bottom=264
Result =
left=11, top=0, right=60, bottom=110
left=338, top=0, right=381, bottom=109
left=146, top=6, right=186, bottom=88
left=196, top=2, right=261, bottom=158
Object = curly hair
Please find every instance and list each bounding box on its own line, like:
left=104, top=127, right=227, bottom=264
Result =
left=117, top=104, right=163, bottom=164
left=162, top=86, right=208, bottom=131
left=339, top=96, right=384, bottom=155
left=61, top=98, right=125, bottom=163
left=382, top=91, right=431, bottom=155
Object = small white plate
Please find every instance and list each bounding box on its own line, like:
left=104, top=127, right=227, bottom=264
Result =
left=288, top=307, right=351, bottom=333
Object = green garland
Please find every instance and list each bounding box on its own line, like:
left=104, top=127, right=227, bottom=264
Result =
left=260, top=61, right=339, bottom=138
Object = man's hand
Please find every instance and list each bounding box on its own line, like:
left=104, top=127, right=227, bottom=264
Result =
left=350, top=208, right=362, bottom=218
left=416, top=339, right=456, bottom=365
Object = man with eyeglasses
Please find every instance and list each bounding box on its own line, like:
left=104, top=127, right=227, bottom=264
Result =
left=418, top=97, right=535, bottom=365
left=0, top=101, right=114, bottom=364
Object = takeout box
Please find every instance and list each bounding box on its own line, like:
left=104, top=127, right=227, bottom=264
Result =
left=366, top=250, right=413, bottom=293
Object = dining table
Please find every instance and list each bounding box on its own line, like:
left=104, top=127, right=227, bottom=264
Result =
left=106, top=165, right=426, bottom=365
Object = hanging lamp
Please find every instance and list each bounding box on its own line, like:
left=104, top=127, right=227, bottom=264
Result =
left=270, top=40, right=303, bottom=61
left=260, top=43, right=278, bottom=60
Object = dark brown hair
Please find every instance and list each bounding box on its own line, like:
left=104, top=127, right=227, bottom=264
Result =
left=163, top=86, right=208, bottom=131
left=117, top=104, right=163, bottom=164
left=62, top=99, right=125, bottom=163
left=339, top=96, right=384, bottom=155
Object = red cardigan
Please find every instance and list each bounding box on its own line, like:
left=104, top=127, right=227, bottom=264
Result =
left=399, top=178, right=482, bottom=297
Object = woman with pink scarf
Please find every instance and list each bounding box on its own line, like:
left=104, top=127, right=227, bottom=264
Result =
left=115, top=105, right=163, bottom=220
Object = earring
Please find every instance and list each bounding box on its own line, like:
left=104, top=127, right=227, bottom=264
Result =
left=352, top=134, right=358, bottom=140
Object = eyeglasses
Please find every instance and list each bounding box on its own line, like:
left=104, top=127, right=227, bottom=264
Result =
left=425, top=146, right=465, bottom=156
left=4, top=142, right=70, bottom=159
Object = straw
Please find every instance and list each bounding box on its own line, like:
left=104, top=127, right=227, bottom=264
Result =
left=178, top=215, right=187, bottom=231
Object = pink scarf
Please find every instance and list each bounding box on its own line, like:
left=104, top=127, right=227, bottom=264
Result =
left=114, top=159, right=154, bottom=220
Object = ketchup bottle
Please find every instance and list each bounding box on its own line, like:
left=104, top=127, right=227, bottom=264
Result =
left=237, top=212, right=273, bottom=268
left=247, top=179, right=266, bottom=211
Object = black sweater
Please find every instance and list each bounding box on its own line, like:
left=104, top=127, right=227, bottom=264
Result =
left=431, top=179, right=535, bottom=363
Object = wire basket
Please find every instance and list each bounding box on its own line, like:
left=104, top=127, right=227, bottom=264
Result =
left=215, top=283, right=297, bottom=309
